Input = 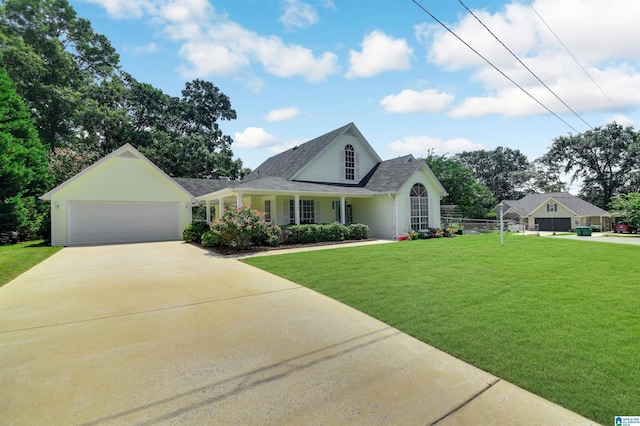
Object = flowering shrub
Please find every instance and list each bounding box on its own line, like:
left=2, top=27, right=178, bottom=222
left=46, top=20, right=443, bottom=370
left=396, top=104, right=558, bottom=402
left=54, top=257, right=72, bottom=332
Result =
left=206, top=206, right=279, bottom=250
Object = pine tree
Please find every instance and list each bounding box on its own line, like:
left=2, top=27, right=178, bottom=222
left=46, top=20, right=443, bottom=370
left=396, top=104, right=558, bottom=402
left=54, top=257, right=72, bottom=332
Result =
left=0, top=62, right=51, bottom=239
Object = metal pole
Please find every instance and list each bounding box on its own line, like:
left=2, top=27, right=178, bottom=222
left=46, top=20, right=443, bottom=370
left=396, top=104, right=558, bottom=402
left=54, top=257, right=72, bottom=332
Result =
left=499, top=203, right=504, bottom=245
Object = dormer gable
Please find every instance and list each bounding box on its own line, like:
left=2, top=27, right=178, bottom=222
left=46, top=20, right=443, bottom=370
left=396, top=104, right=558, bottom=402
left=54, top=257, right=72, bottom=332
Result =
left=291, top=123, right=381, bottom=184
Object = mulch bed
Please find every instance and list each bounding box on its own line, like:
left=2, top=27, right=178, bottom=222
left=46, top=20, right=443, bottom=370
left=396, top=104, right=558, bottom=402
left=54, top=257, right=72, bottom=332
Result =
left=206, top=238, right=379, bottom=256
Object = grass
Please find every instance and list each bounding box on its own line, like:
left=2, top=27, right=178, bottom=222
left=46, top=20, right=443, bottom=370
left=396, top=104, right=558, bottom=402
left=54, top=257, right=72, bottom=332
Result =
left=243, top=234, right=640, bottom=425
left=0, top=241, right=61, bottom=287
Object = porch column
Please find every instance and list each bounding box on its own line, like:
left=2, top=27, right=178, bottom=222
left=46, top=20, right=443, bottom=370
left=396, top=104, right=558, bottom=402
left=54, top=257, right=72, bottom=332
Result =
left=218, top=197, right=224, bottom=219
left=205, top=200, right=211, bottom=224
left=236, top=193, right=243, bottom=208
left=340, top=196, right=346, bottom=225
left=294, top=194, right=300, bottom=225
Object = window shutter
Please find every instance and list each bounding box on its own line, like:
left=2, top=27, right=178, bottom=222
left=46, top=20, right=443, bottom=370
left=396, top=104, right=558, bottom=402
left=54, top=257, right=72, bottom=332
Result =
left=339, top=151, right=345, bottom=181
left=406, top=196, right=411, bottom=232
left=283, top=200, right=290, bottom=224
left=354, top=151, right=360, bottom=180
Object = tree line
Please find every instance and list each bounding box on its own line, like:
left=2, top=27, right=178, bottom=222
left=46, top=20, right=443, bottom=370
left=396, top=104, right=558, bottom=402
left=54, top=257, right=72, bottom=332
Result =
left=2, top=0, right=639, bottom=240
left=425, top=123, right=640, bottom=219
left=0, top=0, right=247, bottom=239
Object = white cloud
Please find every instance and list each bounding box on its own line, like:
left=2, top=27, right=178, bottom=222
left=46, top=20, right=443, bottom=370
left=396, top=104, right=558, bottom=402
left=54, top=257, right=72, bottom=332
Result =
left=388, top=136, right=484, bottom=155
left=234, top=127, right=279, bottom=149
left=265, top=107, right=301, bottom=122
left=82, top=0, right=154, bottom=19
left=131, top=42, right=159, bottom=55
left=417, top=0, right=640, bottom=118
left=88, top=0, right=339, bottom=83
left=347, top=30, right=413, bottom=78
left=280, top=0, right=319, bottom=30
left=380, top=89, right=454, bottom=113
left=607, top=114, right=635, bottom=127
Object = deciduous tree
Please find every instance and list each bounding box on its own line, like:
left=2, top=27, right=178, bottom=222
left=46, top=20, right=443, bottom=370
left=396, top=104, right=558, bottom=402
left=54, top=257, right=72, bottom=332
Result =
left=425, top=154, right=496, bottom=218
left=455, top=147, right=533, bottom=201
left=542, top=123, right=640, bottom=209
left=609, top=193, right=640, bottom=225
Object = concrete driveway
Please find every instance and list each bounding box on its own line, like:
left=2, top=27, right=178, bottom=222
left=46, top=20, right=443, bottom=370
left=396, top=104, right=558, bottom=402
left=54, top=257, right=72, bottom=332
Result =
left=0, top=242, right=595, bottom=425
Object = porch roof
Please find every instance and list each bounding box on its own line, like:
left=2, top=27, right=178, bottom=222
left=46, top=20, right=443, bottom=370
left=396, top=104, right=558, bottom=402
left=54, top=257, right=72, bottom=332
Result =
left=197, top=176, right=378, bottom=201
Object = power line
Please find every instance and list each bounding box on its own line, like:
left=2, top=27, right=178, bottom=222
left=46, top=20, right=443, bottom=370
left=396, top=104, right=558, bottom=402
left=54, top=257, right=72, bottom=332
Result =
left=410, top=0, right=582, bottom=133
left=524, top=0, right=618, bottom=109
left=457, top=0, right=592, bottom=130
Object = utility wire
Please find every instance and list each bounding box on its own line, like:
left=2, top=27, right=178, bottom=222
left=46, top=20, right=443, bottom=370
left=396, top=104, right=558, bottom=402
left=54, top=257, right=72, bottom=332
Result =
left=524, top=0, right=617, bottom=109
left=410, top=0, right=581, bottom=133
left=457, top=0, right=592, bottom=130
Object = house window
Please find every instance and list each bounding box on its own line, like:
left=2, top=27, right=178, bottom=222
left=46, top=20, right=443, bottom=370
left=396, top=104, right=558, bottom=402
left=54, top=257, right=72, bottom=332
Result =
left=344, top=144, right=355, bottom=181
left=547, top=203, right=557, bottom=212
left=289, top=200, right=315, bottom=224
left=410, top=183, right=429, bottom=231
left=264, top=200, right=271, bottom=223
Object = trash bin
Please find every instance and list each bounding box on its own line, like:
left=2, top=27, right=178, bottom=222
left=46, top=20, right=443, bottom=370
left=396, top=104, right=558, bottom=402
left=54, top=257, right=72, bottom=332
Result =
left=576, top=226, right=592, bottom=236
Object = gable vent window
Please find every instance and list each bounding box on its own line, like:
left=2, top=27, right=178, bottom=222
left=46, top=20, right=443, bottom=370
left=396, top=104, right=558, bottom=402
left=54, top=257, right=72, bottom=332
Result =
left=410, top=183, right=429, bottom=231
left=117, top=151, right=139, bottom=160
left=344, top=144, right=355, bottom=181
left=547, top=203, right=557, bottom=212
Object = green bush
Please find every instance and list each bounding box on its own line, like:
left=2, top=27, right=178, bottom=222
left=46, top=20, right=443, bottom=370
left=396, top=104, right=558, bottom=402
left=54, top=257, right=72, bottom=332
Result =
left=201, top=230, right=221, bottom=248
left=347, top=223, right=370, bottom=240
left=210, top=206, right=272, bottom=249
left=280, top=223, right=369, bottom=244
left=182, top=221, right=210, bottom=243
left=321, top=222, right=348, bottom=241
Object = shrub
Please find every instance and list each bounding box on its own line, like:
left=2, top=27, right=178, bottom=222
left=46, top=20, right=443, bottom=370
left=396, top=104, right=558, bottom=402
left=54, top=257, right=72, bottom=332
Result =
left=254, top=224, right=281, bottom=247
left=182, top=221, right=210, bottom=243
left=201, top=230, right=222, bottom=248
left=347, top=223, right=370, bottom=240
left=320, top=222, right=348, bottom=241
left=210, top=206, right=271, bottom=249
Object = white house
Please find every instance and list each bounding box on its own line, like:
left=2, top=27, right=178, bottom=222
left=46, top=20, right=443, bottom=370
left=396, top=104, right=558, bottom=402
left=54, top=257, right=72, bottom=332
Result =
left=42, top=123, right=447, bottom=246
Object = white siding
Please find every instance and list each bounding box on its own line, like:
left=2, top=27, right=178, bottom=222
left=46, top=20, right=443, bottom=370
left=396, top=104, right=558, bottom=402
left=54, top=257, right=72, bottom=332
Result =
left=295, top=134, right=378, bottom=184
left=350, top=196, right=394, bottom=239
left=50, top=155, right=192, bottom=246
left=396, top=167, right=442, bottom=234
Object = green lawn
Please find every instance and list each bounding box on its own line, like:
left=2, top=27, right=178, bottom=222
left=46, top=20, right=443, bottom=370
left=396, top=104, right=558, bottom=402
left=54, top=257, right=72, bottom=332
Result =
left=243, top=234, right=640, bottom=425
left=0, top=241, right=61, bottom=287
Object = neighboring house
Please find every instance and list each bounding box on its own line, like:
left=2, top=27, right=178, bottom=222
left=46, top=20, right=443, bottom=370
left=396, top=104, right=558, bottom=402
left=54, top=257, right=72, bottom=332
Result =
left=493, top=192, right=611, bottom=232
left=42, top=123, right=448, bottom=246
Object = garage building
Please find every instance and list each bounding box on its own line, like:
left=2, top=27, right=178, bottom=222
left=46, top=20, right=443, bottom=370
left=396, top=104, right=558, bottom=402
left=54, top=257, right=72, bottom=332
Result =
left=41, top=144, right=196, bottom=246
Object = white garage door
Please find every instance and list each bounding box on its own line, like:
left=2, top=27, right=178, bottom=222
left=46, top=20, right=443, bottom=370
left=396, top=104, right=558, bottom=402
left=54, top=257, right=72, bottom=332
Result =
left=68, top=202, right=180, bottom=246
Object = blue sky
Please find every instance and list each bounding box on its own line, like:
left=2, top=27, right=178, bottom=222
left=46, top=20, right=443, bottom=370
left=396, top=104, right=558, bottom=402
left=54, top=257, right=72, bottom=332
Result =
left=71, top=0, right=640, bottom=170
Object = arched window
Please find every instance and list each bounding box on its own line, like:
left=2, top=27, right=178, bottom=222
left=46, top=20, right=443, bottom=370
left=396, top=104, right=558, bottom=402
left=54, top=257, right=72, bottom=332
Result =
left=410, top=183, right=429, bottom=231
left=344, top=144, right=355, bottom=180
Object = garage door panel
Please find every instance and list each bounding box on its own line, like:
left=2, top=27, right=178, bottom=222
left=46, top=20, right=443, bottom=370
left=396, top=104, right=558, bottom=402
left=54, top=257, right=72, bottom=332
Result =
left=69, top=202, right=180, bottom=246
left=535, top=217, right=571, bottom=232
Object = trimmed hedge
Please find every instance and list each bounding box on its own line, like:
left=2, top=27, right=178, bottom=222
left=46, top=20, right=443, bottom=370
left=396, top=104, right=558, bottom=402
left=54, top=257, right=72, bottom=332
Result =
left=279, top=222, right=369, bottom=245
left=182, top=205, right=371, bottom=250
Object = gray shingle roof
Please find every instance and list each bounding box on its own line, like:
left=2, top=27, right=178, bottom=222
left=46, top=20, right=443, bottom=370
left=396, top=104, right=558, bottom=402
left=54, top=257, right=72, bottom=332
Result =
left=364, top=155, right=423, bottom=192
left=173, top=178, right=234, bottom=197
left=501, top=192, right=609, bottom=216
left=243, top=122, right=354, bottom=182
